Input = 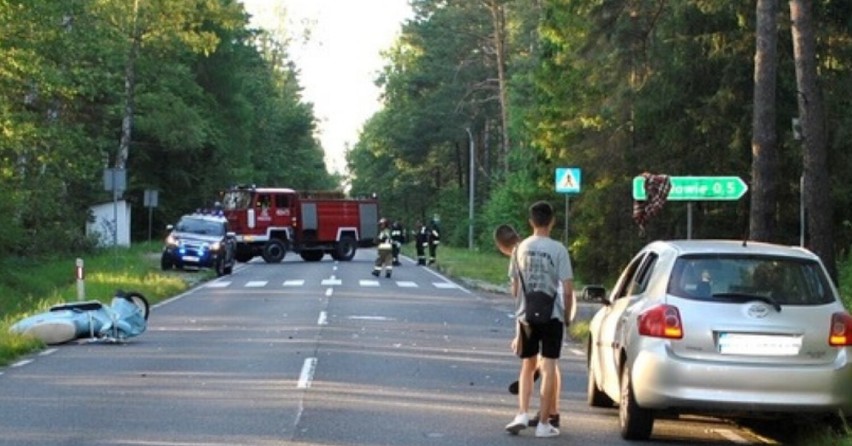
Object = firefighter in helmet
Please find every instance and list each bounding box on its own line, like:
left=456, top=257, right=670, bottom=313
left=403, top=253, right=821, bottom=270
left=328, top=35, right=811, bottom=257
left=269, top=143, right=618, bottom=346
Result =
left=415, top=220, right=428, bottom=265
left=390, top=220, right=405, bottom=266
left=372, top=218, right=394, bottom=278
left=427, top=219, right=441, bottom=265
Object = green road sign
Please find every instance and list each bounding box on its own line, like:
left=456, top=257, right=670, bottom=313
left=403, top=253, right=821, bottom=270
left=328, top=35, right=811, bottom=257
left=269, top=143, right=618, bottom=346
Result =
left=633, top=176, right=748, bottom=201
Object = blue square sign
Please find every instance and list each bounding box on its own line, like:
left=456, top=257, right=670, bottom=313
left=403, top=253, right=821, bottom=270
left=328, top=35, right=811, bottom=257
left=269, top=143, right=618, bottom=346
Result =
left=555, top=167, right=581, bottom=194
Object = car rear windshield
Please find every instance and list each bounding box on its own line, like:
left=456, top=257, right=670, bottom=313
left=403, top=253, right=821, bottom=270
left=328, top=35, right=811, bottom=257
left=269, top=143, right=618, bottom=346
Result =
left=176, top=217, right=225, bottom=236
left=667, top=254, right=835, bottom=305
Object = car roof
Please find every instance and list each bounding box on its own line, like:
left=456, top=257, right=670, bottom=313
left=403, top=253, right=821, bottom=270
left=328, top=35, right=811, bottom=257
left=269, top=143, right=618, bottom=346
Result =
left=179, top=213, right=227, bottom=223
left=645, top=239, right=820, bottom=261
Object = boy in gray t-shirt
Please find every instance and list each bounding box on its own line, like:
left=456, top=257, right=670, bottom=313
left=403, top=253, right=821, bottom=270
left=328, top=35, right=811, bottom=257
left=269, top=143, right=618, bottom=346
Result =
left=505, top=201, right=574, bottom=438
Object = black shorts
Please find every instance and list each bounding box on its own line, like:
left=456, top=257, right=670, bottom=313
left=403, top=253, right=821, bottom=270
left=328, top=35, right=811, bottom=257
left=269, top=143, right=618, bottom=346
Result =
left=517, top=318, right=563, bottom=359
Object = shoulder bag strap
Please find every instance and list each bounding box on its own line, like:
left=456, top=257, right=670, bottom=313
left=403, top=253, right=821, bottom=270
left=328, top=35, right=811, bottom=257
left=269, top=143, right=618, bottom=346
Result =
left=512, top=249, right=527, bottom=294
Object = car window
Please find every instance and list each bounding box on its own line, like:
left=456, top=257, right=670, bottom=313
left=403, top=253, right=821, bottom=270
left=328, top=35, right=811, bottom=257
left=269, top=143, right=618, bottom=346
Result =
left=613, top=252, right=650, bottom=301
left=176, top=218, right=225, bottom=236
left=275, top=194, right=290, bottom=208
left=667, top=254, right=835, bottom=305
left=628, top=253, right=658, bottom=296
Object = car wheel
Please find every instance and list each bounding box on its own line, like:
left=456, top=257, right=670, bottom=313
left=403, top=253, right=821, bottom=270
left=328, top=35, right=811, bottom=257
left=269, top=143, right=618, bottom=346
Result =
left=223, top=260, right=233, bottom=275
left=587, top=341, right=614, bottom=407
left=214, top=258, right=225, bottom=277
left=619, top=365, right=654, bottom=440
left=261, top=240, right=286, bottom=263
left=160, top=254, right=172, bottom=271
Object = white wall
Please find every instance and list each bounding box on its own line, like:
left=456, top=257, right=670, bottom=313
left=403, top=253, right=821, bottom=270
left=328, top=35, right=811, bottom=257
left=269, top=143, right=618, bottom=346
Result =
left=86, top=201, right=131, bottom=247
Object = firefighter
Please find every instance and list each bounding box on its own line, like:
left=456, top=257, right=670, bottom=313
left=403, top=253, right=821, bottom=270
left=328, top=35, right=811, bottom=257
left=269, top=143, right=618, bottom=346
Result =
left=390, top=220, right=405, bottom=266
left=415, top=220, right=428, bottom=265
left=372, top=218, right=394, bottom=278
left=427, top=219, right=441, bottom=265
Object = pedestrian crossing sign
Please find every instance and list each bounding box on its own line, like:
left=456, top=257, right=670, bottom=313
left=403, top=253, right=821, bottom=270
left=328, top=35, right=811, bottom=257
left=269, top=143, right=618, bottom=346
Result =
left=555, top=167, right=581, bottom=194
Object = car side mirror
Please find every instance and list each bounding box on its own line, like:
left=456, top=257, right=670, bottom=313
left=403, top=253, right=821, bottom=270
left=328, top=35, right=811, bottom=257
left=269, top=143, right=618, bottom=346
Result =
left=581, top=285, right=607, bottom=303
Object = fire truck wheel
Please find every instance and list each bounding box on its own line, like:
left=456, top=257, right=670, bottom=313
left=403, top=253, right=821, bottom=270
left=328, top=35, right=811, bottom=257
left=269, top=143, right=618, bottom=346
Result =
left=235, top=252, right=253, bottom=263
left=332, top=237, right=357, bottom=261
left=300, top=250, right=324, bottom=262
left=261, top=240, right=287, bottom=263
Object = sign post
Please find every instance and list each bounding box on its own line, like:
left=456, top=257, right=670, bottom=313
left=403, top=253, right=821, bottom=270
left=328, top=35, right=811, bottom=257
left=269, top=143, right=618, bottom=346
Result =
left=632, top=175, right=748, bottom=239
left=144, top=189, right=159, bottom=242
left=555, top=167, right=582, bottom=246
left=75, top=258, right=85, bottom=301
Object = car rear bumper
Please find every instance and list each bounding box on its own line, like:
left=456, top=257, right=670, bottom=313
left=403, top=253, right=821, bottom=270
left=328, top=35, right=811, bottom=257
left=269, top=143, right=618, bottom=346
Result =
left=630, top=344, right=852, bottom=413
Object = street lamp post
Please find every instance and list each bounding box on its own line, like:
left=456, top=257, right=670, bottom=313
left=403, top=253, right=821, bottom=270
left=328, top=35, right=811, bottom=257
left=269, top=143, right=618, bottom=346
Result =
left=465, top=128, right=475, bottom=250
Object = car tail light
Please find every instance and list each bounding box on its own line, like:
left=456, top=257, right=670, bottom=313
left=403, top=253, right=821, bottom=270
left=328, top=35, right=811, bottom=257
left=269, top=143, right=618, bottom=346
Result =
left=638, top=304, right=683, bottom=339
left=829, top=312, right=852, bottom=346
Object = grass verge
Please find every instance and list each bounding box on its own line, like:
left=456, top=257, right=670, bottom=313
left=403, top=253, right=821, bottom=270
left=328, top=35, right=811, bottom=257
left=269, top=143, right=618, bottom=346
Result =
left=0, top=242, right=209, bottom=366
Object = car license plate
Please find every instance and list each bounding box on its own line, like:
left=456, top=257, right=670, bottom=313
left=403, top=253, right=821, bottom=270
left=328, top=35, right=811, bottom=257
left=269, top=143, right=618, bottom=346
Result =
left=182, top=255, right=200, bottom=263
left=718, top=333, right=802, bottom=356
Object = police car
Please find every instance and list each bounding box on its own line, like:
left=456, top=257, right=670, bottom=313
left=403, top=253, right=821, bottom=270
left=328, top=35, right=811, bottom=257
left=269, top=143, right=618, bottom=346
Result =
left=161, top=212, right=236, bottom=276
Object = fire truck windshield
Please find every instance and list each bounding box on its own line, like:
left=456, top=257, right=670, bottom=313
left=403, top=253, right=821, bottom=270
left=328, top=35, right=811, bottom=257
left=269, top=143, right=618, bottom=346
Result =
left=221, top=190, right=252, bottom=210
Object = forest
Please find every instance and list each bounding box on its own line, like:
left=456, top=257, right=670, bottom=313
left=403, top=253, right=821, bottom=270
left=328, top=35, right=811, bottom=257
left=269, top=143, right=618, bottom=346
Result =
left=346, top=0, right=852, bottom=284
left=0, top=0, right=337, bottom=258
left=2, top=1, right=851, bottom=284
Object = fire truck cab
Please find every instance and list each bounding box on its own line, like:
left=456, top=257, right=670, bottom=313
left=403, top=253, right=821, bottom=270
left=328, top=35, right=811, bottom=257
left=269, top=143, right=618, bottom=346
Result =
left=220, top=186, right=379, bottom=263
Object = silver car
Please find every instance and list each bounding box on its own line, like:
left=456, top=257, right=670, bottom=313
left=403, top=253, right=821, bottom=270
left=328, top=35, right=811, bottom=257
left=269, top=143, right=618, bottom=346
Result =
left=586, top=239, right=852, bottom=440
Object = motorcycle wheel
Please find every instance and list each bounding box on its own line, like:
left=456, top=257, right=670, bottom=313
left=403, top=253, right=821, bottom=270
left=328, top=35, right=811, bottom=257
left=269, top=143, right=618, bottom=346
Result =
left=122, top=291, right=150, bottom=320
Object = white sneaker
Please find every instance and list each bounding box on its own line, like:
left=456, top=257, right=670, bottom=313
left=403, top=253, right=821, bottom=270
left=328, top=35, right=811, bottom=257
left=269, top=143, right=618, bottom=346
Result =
left=535, top=421, right=560, bottom=438
left=505, top=413, right=529, bottom=434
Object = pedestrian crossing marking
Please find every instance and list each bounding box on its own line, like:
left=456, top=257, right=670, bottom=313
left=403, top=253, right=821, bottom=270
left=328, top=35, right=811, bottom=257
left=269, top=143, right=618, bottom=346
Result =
left=206, top=280, right=460, bottom=290
left=206, top=281, right=230, bottom=288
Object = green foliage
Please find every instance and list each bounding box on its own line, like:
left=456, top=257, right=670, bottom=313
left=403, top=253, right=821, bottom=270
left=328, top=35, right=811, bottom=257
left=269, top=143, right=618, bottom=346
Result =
left=0, top=0, right=337, bottom=254
left=347, top=0, right=852, bottom=287
left=478, top=151, right=542, bottom=249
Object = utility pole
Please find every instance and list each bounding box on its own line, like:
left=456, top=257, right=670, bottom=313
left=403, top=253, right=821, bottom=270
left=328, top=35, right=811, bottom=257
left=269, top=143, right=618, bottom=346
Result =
left=465, top=128, right=475, bottom=250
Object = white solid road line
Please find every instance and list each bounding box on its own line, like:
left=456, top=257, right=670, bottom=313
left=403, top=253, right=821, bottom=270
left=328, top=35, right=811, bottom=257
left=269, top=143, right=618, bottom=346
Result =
left=297, top=357, right=317, bottom=389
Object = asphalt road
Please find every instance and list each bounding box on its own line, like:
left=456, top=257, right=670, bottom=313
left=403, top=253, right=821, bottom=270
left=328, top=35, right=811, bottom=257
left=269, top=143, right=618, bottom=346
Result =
left=0, top=249, right=803, bottom=445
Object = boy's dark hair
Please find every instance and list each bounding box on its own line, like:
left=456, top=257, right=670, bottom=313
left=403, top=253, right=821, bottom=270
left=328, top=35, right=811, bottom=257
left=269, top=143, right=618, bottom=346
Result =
left=529, top=201, right=554, bottom=227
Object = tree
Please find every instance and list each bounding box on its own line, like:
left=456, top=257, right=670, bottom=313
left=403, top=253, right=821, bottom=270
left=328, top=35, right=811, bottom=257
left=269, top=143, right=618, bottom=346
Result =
left=750, top=0, right=780, bottom=242
left=790, top=0, right=835, bottom=279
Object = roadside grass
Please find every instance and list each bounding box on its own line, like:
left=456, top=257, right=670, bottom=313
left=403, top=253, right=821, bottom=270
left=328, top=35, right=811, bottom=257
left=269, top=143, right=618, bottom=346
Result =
left=413, top=244, right=511, bottom=287
left=0, top=242, right=208, bottom=366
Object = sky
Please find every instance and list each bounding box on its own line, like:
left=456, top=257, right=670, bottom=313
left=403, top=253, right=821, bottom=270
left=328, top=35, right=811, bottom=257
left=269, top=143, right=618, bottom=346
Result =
left=240, top=0, right=413, bottom=176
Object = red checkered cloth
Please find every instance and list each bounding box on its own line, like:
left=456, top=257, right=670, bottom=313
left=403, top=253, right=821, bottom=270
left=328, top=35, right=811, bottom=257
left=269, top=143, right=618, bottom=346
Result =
left=633, top=173, right=671, bottom=234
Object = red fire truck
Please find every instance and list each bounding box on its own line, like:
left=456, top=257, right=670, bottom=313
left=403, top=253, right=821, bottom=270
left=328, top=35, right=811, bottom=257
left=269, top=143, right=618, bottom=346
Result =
left=219, top=186, right=380, bottom=263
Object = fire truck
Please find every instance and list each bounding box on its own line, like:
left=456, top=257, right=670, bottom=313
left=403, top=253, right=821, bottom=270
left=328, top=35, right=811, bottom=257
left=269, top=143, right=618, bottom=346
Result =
left=219, top=186, right=379, bottom=263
